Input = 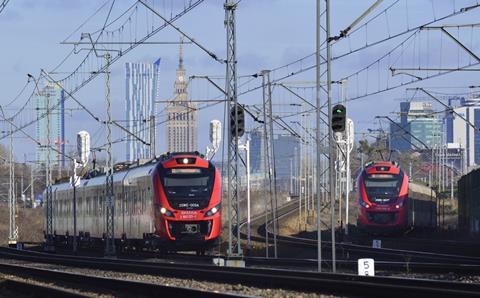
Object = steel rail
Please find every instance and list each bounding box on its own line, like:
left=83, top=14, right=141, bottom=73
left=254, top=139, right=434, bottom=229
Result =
left=0, top=261, right=241, bottom=298
left=0, top=277, right=87, bottom=297
left=247, top=199, right=480, bottom=274
left=261, top=200, right=480, bottom=264
left=0, top=247, right=478, bottom=297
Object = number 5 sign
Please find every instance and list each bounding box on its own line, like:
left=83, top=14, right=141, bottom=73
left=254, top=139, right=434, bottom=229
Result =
left=358, top=258, right=375, bottom=276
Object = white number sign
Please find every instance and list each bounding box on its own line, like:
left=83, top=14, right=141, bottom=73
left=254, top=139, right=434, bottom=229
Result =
left=358, top=258, right=375, bottom=276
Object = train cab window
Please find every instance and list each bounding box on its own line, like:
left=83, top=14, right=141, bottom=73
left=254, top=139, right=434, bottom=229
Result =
left=160, top=167, right=214, bottom=200
left=363, top=172, right=403, bottom=199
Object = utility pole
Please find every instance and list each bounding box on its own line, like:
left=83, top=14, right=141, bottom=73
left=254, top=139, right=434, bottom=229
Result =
left=450, top=162, right=454, bottom=200
left=21, top=159, right=25, bottom=208
left=326, top=0, right=336, bottom=273
left=298, top=128, right=303, bottom=232
left=261, top=69, right=278, bottom=258
left=305, top=115, right=310, bottom=226
left=72, top=159, right=78, bottom=254
left=309, top=131, right=316, bottom=212
left=225, top=0, right=242, bottom=259
left=75, top=130, right=90, bottom=254
left=44, top=87, right=54, bottom=252
left=267, top=73, right=279, bottom=259
left=245, top=138, right=251, bottom=252
left=150, top=115, right=156, bottom=159
left=290, top=158, right=293, bottom=195
left=8, top=122, right=17, bottom=246
left=238, top=137, right=251, bottom=252
left=30, top=166, right=34, bottom=207
left=104, top=53, right=115, bottom=256
left=344, top=119, right=354, bottom=236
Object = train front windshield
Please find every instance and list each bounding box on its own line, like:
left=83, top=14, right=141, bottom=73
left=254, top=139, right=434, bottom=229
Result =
left=363, top=173, right=403, bottom=199
left=162, top=168, right=214, bottom=200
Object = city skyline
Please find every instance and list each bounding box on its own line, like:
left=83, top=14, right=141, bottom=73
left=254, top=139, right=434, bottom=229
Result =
left=125, top=59, right=161, bottom=161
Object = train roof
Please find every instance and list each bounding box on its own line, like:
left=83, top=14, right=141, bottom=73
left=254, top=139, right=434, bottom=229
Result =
left=50, top=161, right=158, bottom=192
left=363, top=161, right=402, bottom=175
left=364, top=161, right=399, bottom=168
left=49, top=152, right=212, bottom=192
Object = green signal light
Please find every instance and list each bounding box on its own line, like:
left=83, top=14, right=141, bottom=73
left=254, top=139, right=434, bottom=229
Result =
left=335, top=109, right=343, bottom=113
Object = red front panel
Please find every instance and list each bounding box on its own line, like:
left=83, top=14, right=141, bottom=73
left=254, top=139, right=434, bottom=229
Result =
left=151, top=154, right=221, bottom=244
left=357, top=162, right=409, bottom=230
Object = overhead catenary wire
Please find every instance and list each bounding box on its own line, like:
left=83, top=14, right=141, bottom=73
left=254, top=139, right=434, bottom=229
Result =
left=236, top=3, right=480, bottom=99
left=0, top=1, right=206, bottom=142
left=5, top=1, right=480, bottom=149
left=0, top=0, right=10, bottom=15
left=6, top=1, right=477, bottom=148
left=0, top=105, right=76, bottom=162
left=62, top=0, right=113, bottom=43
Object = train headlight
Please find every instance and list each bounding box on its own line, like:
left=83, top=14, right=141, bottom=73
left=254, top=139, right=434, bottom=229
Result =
left=395, top=199, right=405, bottom=209
left=205, top=204, right=221, bottom=217
left=182, top=158, right=189, bottom=164
left=160, top=207, right=174, bottom=217
left=359, top=200, right=370, bottom=208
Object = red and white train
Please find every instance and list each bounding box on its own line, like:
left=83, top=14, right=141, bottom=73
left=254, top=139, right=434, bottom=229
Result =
left=46, top=152, right=222, bottom=253
left=357, top=161, right=436, bottom=233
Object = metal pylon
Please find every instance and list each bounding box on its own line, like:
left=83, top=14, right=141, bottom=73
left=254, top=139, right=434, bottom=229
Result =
left=261, top=70, right=278, bottom=258
left=104, top=53, right=116, bottom=256
left=225, top=1, right=242, bottom=257
left=45, top=89, right=54, bottom=251
left=8, top=122, right=17, bottom=246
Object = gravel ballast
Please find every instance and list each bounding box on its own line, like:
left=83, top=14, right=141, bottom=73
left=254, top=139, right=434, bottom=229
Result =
left=0, top=259, right=343, bottom=298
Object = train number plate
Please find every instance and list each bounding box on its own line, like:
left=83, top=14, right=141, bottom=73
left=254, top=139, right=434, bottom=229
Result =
left=180, top=211, right=196, bottom=219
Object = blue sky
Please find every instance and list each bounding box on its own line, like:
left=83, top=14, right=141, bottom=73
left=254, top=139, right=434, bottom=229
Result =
left=1, top=0, right=480, bottom=163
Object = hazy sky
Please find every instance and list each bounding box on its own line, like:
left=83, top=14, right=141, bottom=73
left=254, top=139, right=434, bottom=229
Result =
left=1, top=0, right=479, bottom=164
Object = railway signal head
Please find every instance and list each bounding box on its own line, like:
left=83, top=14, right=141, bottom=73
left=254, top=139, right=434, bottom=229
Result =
left=230, top=104, right=245, bottom=139
left=331, top=104, right=346, bottom=133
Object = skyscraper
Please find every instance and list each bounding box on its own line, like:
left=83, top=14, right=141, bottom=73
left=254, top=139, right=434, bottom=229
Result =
left=445, top=96, right=480, bottom=169
left=36, top=83, right=65, bottom=167
left=274, top=134, right=300, bottom=178
left=249, top=130, right=300, bottom=178
left=390, top=101, right=442, bottom=151
left=166, top=38, right=197, bottom=152
left=249, top=129, right=264, bottom=174
left=125, top=58, right=161, bottom=161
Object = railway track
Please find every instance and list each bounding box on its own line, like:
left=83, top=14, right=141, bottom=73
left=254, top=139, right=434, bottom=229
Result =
left=0, top=276, right=87, bottom=297
left=0, top=260, right=235, bottom=297
left=345, top=232, right=480, bottom=257
left=241, top=198, right=480, bottom=274
left=0, top=247, right=479, bottom=297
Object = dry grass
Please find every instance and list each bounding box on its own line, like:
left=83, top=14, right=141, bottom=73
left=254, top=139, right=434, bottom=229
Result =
left=0, top=203, right=44, bottom=245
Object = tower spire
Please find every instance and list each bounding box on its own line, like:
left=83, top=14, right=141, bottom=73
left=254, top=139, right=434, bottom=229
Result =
left=179, top=35, right=184, bottom=69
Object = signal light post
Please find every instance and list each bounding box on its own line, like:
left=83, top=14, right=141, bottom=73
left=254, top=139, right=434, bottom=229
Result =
left=230, top=104, right=245, bottom=138
left=331, top=105, right=347, bottom=133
